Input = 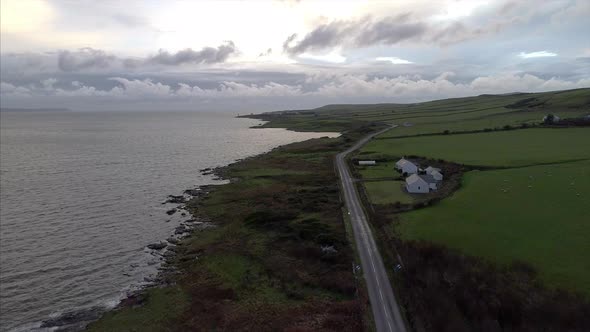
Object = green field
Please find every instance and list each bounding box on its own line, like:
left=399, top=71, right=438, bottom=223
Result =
left=86, top=87, right=590, bottom=330
left=364, top=180, right=413, bottom=205
left=398, top=161, right=590, bottom=294
left=355, top=161, right=397, bottom=179
left=245, top=88, right=590, bottom=328
left=334, top=92, right=590, bottom=296
left=377, top=110, right=584, bottom=138
left=362, top=128, right=590, bottom=167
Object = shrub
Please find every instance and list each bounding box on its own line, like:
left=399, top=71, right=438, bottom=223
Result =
left=244, top=210, right=298, bottom=228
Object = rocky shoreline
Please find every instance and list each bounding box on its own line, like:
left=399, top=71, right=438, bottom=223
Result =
left=40, top=167, right=226, bottom=331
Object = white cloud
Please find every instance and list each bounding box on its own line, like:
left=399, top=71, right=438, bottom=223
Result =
left=0, top=81, right=31, bottom=97
left=2, top=73, right=588, bottom=109
left=375, top=56, right=413, bottom=64
left=518, top=51, right=557, bottom=59
left=41, top=78, right=58, bottom=90
left=311, top=72, right=589, bottom=100
left=551, top=0, right=590, bottom=24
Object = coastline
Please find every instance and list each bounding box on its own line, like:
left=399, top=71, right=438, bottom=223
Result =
left=82, top=118, right=379, bottom=331
left=53, top=122, right=350, bottom=331
left=30, top=118, right=340, bottom=331
left=18, top=89, right=590, bottom=331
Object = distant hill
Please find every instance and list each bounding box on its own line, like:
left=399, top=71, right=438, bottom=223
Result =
left=245, top=87, right=590, bottom=132
left=0, top=107, right=71, bottom=112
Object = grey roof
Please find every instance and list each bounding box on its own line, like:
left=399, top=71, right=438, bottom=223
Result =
left=419, top=174, right=437, bottom=183
left=405, top=174, right=424, bottom=184
left=430, top=169, right=443, bottom=177
left=397, top=159, right=417, bottom=168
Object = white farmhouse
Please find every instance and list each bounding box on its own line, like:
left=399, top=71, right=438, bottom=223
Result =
left=406, top=174, right=428, bottom=193
left=406, top=174, right=439, bottom=193
left=395, top=158, right=418, bottom=175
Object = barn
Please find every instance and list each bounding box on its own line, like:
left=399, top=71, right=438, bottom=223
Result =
left=425, top=166, right=443, bottom=181
left=430, top=170, right=443, bottom=181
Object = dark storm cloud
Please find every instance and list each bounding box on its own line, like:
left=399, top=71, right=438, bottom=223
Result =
left=356, top=16, right=427, bottom=47
left=283, top=12, right=519, bottom=55
left=283, top=19, right=356, bottom=54
left=283, top=15, right=430, bottom=55
left=146, top=42, right=237, bottom=66
left=16, top=43, right=239, bottom=72
left=58, top=48, right=117, bottom=71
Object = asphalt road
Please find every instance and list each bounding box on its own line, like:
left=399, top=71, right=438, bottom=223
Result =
left=336, top=126, right=407, bottom=332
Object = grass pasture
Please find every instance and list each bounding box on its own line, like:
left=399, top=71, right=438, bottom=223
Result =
left=377, top=110, right=584, bottom=138
left=364, top=180, right=413, bottom=205
left=398, top=160, right=590, bottom=295
left=362, top=128, right=590, bottom=167
left=248, top=88, right=590, bottom=329
left=355, top=161, right=397, bottom=179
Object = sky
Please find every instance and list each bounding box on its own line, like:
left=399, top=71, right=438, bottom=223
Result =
left=1, top=0, right=589, bottom=111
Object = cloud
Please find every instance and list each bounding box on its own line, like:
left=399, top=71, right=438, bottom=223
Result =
left=311, top=72, right=590, bottom=100
left=375, top=57, right=413, bottom=64
left=3, top=43, right=239, bottom=73
left=58, top=48, right=117, bottom=71
left=108, top=77, right=172, bottom=97
left=41, top=78, right=57, bottom=89
left=2, top=73, right=588, bottom=110
left=146, top=41, right=237, bottom=66
left=0, top=81, right=31, bottom=96
left=258, top=48, right=273, bottom=57
left=283, top=18, right=359, bottom=55
left=299, top=52, right=347, bottom=63
left=355, top=15, right=427, bottom=47
left=518, top=51, right=558, bottom=59
left=282, top=10, right=525, bottom=56
left=111, top=14, right=150, bottom=28
left=551, top=0, right=590, bottom=24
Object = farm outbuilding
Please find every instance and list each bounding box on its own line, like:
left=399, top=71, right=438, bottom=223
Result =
left=422, top=175, right=438, bottom=190
left=395, top=158, right=418, bottom=175
left=430, top=170, right=443, bottom=181
left=358, top=160, right=376, bottom=166
left=425, top=166, right=440, bottom=174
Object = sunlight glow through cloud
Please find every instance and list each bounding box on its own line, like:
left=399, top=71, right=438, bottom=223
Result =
left=0, top=0, right=588, bottom=111
left=518, top=51, right=558, bottom=59
left=299, top=52, right=347, bottom=63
